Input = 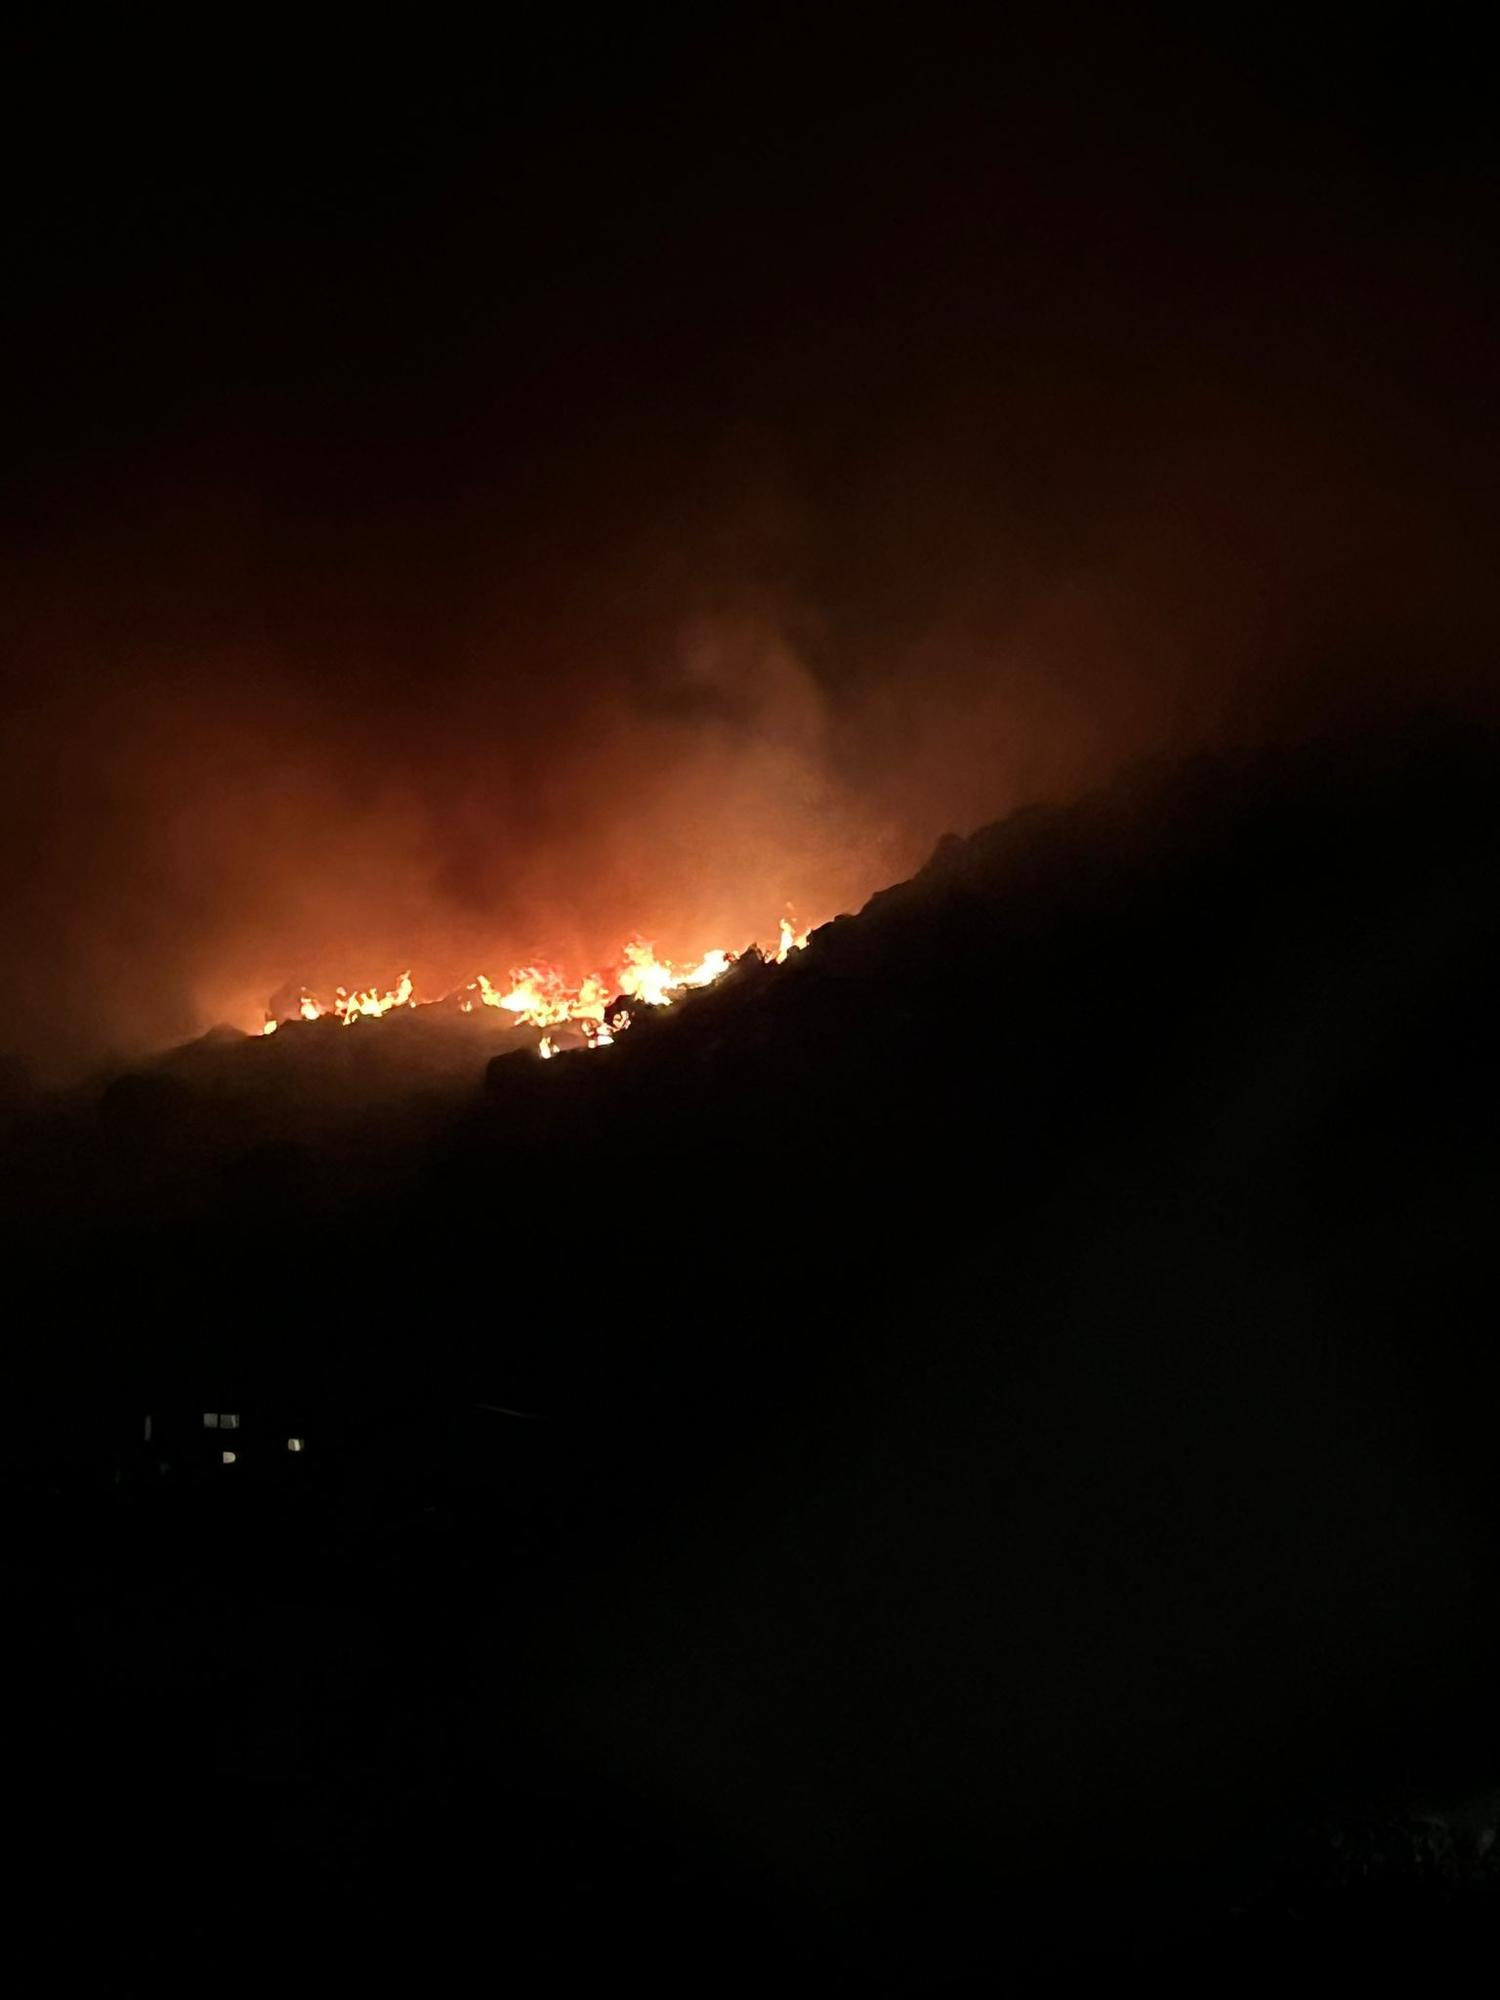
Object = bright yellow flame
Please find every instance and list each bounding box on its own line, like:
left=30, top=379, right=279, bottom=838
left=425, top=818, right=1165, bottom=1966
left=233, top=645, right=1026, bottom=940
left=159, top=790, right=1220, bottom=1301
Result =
left=263, top=914, right=811, bottom=1049
left=472, top=965, right=611, bottom=1027
left=615, top=940, right=737, bottom=1007
left=773, top=916, right=809, bottom=962
left=333, top=969, right=415, bottom=1025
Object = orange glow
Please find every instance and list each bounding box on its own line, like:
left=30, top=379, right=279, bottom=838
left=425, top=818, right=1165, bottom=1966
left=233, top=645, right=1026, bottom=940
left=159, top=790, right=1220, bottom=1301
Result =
left=262, top=917, right=812, bottom=1050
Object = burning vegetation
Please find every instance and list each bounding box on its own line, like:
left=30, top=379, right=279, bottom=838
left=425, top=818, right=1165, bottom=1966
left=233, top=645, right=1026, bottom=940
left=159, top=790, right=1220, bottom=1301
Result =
left=263, top=917, right=811, bottom=1049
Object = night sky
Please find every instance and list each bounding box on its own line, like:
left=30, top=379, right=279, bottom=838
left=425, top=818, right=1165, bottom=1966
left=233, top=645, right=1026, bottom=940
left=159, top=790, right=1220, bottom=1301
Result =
left=4, top=15, right=1496, bottom=1071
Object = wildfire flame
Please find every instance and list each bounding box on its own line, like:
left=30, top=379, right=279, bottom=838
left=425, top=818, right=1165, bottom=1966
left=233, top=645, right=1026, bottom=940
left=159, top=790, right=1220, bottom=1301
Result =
left=259, top=917, right=811, bottom=1048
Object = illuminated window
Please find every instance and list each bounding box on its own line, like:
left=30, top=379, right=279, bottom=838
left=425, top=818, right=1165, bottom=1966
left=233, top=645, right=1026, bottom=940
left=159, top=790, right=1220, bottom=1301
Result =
left=220, top=1414, right=240, bottom=1430
left=287, top=1438, right=304, bottom=1453
left=222, top=1450, right=236, bottom=1464
left=203, top=1413, right=219, bottom=1429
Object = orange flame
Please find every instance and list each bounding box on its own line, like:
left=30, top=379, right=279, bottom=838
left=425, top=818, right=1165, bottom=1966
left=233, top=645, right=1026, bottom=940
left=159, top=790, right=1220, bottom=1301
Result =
left=331, top=969, right=415, bottom=1025
left=262, top=917, right=812, bottom=1049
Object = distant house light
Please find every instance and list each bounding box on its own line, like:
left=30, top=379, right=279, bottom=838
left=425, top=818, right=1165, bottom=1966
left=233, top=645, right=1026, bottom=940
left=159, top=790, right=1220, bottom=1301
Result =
left=203, top=1413, right=219, bottom=1429
left=287, top=1438, right=304, bottom=1453
left=220, top=1414, right=240, bottom=1430
left=222, top=1451, right=237, bottom=1464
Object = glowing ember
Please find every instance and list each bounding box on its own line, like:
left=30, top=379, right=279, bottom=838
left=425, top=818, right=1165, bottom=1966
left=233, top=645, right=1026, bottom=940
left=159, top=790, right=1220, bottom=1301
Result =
left=260, top=918, right=812, bottom=1050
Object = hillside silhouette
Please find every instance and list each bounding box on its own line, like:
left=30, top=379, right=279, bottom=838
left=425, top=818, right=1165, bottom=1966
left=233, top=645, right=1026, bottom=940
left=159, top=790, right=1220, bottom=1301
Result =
left=6, top=719, right=1500, bottom=1981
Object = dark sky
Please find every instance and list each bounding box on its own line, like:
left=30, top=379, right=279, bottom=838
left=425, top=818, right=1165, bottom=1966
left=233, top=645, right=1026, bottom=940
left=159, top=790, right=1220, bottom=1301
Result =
left=3, top=14, right=1496, bottom=1070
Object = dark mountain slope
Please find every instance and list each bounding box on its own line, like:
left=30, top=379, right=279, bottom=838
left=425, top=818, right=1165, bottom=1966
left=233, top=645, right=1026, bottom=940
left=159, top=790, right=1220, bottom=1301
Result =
left=6, top=720, right=1500, bottom=1980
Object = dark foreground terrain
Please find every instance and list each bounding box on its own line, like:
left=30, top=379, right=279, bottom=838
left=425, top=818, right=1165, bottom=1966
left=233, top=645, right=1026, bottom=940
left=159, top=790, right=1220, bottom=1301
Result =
left=6, top=722, right=1500, bottom=1983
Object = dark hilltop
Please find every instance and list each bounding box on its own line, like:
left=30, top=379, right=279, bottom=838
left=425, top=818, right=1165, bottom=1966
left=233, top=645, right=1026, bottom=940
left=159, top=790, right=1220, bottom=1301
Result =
left=7, top=721, right=1500, bottom=1983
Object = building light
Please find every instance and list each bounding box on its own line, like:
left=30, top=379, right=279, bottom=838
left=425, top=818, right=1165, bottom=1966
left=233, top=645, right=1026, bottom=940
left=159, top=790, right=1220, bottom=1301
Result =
left=203, top=1413, right=219, bottom=1429
left=287, top=1438, right=304, bottom=1453
left=222, top=1451, right=236, bottom=1464
left=220, top=1414, right=240, bottom=1430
